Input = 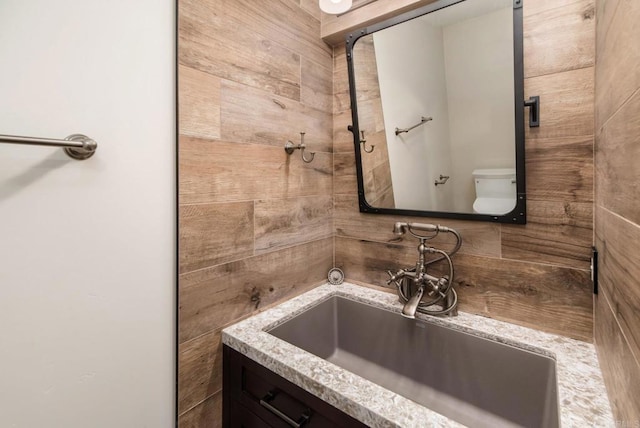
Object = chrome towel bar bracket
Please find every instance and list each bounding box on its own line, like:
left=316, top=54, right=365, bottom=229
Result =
left=395, top=116, right=433, bottom=136
left=0, top=133, right=98, bottom=160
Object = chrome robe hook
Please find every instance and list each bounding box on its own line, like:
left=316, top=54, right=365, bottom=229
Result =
left=359, top=130, right=374, bottom=153
left=284, top=131, right=315, bottom=163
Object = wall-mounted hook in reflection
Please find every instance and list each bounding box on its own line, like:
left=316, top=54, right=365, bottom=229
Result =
left=347, top=125, right=374, bottom=153
left=284, top=131, right=315, bottom=163
left=359, top=130, right=375, bottom=153
left=434, top=175, right=450, bottom=186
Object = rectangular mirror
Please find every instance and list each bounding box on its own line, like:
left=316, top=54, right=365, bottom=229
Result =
left=346, top=0, right=527, bottom=223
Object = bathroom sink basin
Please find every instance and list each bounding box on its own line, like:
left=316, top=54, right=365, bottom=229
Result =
left=268, top=296, right=559, bottom=428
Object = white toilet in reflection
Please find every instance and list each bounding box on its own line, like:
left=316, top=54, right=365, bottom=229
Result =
left=472, top=168, right=517, bottom=215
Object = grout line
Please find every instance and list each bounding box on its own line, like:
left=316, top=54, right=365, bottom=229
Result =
left=179, top=235, right=334, bottom=278
left=597, top=86, right=640, bottom=132
left=333, top=236, right=580, bottom=269
left=180, top=131, right=333, bottom=153
left=180, top=194, right=334, bottom=209
left=179, top=199, right=256, bottom=207
left=178, top=388, right=222, bottom=418
left=178, top=324, right=224, bottom=349
left=499, top=253, right=591, bottom=272
left=599, top=205, right=640, bottom=231
left=332, top=43, right=337, bottom=269
left=524, top=64, right=594, bottom=81
left=595, top=0, right=622, bottom=68
left=599, top=288, right=640, bottom=370
left=523, top=0, right=586, bottom=18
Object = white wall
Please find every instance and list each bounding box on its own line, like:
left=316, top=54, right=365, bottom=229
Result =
left=0, top=1, right=176, bottom=427
left=374, top=19, right=454, bottom=211
left=443, top=7, right=515, bottom=212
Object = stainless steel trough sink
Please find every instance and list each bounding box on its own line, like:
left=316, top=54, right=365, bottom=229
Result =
left=268, top=296, right=559, bottom=428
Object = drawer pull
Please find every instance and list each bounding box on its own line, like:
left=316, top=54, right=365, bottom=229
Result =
left=259, top=390, right=311, bottom=427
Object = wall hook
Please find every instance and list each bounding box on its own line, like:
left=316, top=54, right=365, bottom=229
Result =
left=284, top=132, right=315, bottom=163
left=434, top=174, right=450, bottom=186
left=359, top=130, right=375, bottom=153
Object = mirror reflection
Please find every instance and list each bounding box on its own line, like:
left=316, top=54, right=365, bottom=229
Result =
left=351, top=0, right=519, bottom=216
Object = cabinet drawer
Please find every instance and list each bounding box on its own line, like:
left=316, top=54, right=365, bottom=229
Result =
left=223, top=345, right=367, bottom=428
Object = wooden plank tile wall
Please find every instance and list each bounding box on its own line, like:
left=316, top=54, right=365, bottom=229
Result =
left=594, top=0, right=640, bottom=422
left=177, top=0, right=333, bottom=424
left=352, top=36, right=395, bottom=207
left=332, top=1, right=596, bottom=342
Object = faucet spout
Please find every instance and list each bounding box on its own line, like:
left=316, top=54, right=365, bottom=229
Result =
left=401, top=285, right=424, bottom=319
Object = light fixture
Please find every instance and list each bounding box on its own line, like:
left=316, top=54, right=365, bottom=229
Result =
left=319, top=0, right=352, bottom=14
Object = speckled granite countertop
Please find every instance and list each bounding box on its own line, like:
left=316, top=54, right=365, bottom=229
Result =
left=222, top=282, right=613, bottom=427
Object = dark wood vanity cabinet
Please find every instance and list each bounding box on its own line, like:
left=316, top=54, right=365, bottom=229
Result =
left=223, top=345, right=367, bottom=428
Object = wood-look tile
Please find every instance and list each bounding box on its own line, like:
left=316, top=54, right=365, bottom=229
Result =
left=335, top=237, right=593, bottom=341
left=255, top=195, right=333, bottom=254
left=352, top=35, right=381, bottom=102
left=228, top=0, right=332, bottom=68
left=357, top=98, right=385, bottom=135
left=220, top=80, right=332, bottom=153
left=300, top=0, right=322, bottom=20
left=333, top=74, right=351, bottom=116
left=524, top=0, right=595, bottom=78
left=356, top=100, right=386, bottom=196
left=178, top=392, right=222, bottom=428
left=301, top=58, right=333, bottom=113
left=524, top=66, right=594, bottom=140
left=333, top=152, right=358, bottom=195
left=368, top=186, right=394, bottom=208
left=525, top=136, right=594, bottom=203
left=334, top=109, right=355, bottom=154
left=334, top=194, right=501, bottom=258
left=335, top=236, right=415, bottom=288
left=179, top=137, right=332, bottom=205
left=595, top=0, right=640, bottom=129
left=595, top=0, right=619, bottom=61
left=179, top=0, right=301, bottom=101
left=595, top=90, right=640, bottom=225
left=178, top=329, right=223, bottom=414
left=179, top=238, right=332, bottom=343
left=179, top=202, right=254, bottom=274
left=366, top=160, right=393, bottom=204
left=595, top=206, right=640, bottom=364
left=595, top=290, right=640, bottom=424
left=502, top=200, right=593, bottom=270
left=454, top=255, right=592, bottom=342
left=333, top=44, right=351, bottom=115
left=524, top=0, right=587, bottom=17
left=179, top=65, right=221, bottom=140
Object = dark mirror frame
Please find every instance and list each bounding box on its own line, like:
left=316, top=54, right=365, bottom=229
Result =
left=346, top=0, right=527, bottom=224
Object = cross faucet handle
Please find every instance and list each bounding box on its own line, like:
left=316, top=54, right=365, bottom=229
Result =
left=386, top=269, right=406, bottom=285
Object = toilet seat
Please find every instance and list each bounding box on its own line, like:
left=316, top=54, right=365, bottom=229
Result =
left=473, top=197, right=516, bottom=215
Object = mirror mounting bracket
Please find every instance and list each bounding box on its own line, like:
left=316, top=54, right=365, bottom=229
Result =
left=524, top=96, right=540, bottom=127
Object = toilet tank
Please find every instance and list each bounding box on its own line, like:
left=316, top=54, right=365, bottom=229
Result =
left=472, top=168, right=516, bottom=198
left=472, top=168, right=517, bottom=215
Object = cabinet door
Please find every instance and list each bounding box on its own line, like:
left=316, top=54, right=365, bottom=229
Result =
left=229, top=400, right=272, bottom=428
left=224, top=345, right=367, bottom=428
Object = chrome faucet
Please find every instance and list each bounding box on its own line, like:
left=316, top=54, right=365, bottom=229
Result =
left=386, top=222, right=461, bottom=318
